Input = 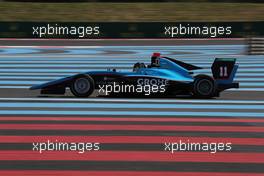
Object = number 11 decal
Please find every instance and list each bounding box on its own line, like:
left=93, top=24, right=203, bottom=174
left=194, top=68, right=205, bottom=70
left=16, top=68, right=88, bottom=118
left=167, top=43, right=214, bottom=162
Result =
left=220, top=66, right=228, bottom=77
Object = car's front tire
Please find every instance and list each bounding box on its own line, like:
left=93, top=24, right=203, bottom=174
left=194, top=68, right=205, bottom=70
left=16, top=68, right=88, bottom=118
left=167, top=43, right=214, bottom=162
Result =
left=70, top=75, right=95, bottom=97
left=192, top=74, right=216, bottom=98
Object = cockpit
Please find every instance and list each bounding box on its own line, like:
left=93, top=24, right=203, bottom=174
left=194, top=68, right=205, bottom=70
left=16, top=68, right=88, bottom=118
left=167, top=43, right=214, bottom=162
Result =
left=133, top=52, right=161, bottom=72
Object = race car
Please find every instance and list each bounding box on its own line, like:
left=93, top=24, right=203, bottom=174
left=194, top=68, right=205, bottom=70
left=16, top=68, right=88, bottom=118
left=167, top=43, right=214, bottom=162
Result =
left=30, top=53, right=239, bottom=98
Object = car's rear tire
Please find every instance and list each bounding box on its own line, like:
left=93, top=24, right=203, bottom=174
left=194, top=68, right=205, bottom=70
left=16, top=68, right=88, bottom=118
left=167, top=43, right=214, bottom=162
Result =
left=193, top=74, right=216, bottom=98
left=70, top=75, right=94, bottom=97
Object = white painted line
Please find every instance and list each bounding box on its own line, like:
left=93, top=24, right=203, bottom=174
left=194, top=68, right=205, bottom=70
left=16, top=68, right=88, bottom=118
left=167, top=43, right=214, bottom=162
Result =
left=0, top=110, right=261, bottom=117
left=1, top=76, right=263, bottom=82
left=228, top=88, right=264, bottom=91
left=0, top=60, right=263, bottom=64
left=0, top=45, right=242, bottom=48
left=0, top=55, right=253, bottom=58
left=0, top=64, right=263, bottom=68
left=0, top=55, right=138, bottom=58
left=0, top=46, right=102, bottom=49
left=0, top=86, right=29, bottom=89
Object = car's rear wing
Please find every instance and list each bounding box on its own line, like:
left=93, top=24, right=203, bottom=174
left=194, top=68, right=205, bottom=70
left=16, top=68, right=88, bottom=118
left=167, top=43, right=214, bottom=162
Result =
left=211, top=58, right=238, bottom=84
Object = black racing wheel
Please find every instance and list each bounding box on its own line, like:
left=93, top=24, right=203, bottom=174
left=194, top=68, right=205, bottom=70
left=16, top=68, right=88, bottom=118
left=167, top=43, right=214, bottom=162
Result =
left=193, top=74, right=216, bottom=98
left=70, top=75, right=95, bottom=97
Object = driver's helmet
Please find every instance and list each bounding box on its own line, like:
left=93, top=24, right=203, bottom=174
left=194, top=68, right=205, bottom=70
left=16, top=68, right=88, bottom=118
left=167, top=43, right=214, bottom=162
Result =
left=151, top=52, right=161, bottom=67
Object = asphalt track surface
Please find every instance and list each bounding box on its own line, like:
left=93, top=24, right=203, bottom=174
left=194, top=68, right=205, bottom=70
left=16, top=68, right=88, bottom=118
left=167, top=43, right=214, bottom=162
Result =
left=0, top=39, right=263, bottom=176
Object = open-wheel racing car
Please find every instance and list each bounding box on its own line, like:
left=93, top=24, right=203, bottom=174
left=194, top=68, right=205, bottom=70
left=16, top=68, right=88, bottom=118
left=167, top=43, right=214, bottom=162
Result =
left=30, top=53, right=239, bottom=98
